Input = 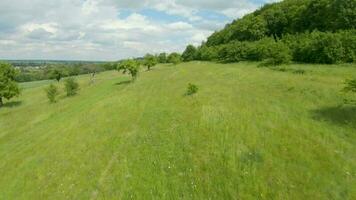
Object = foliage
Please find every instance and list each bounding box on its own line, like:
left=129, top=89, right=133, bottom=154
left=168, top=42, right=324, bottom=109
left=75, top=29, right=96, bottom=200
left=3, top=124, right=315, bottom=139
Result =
left=64, top=78, right=79, bottom=96
left=51, top=69, right=63, bottom=82
left=260, top=41, right=292, bottom=66
left=343, top=79, right=356, bottom=93
left=196, top=46, right=220, bottom=61
left=15, top=63, right=109, bottom=83
left=167, top=53, right=182, bottom=65
left=0, top=63, right=20, bottom=106
left=214, top=38, right=291, bottom=65
left=46, top=84, right=59, bottom=103
left=284, top=30, right=356, bottom=64
left=117, top=59, right=140, bottom=81
left=143, top=54, right=158, bottom=71
left=185, top=83, right=199, bottom=96
left=182, top=45, right=198, bottom=62
left=205, top=0, right=355, bottom=47
left=187, top=0, right=356, bottom=65
left=158, top=53, right=167, bottom=63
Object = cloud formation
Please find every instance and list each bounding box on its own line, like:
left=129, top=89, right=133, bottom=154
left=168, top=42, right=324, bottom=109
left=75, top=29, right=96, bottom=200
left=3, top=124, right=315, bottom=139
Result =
left=0, top=0, right=276, bottom=61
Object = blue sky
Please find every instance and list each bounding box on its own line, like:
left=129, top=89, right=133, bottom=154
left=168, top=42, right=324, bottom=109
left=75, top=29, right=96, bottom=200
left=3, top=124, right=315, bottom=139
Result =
left=0, top=0, right=278, bottom=61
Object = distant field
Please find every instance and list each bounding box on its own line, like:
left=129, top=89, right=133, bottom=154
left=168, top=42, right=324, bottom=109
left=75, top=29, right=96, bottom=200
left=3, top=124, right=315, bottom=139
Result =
left=0, top=62, right=355, bottom=199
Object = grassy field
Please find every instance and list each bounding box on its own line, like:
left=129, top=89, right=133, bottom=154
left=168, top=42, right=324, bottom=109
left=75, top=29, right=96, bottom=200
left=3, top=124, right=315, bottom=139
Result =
left=0, top=62, right=355, bottom=199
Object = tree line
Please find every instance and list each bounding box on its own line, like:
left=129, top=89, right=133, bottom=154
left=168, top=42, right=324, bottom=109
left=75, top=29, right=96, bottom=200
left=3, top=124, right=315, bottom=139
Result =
left=181, top=0, right=356, bottom=65
left=0, top=51, right=183, bottom=106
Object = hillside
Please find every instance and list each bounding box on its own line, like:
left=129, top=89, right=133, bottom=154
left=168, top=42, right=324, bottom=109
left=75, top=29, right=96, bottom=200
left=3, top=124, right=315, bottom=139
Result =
left=205, top=0, right=355, bottom=46
left=182, top=0, right=356, bottom=65
left=1, top=62, right=355, bottom=199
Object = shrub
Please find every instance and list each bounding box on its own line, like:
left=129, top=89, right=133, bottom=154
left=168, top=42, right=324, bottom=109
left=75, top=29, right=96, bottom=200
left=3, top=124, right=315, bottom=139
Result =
left=64, top=78, right=79, bottom=96
left=343, top=78, right=356, bottom=104
left=218, top=41, right=249, bottom=63
left=196, top=46, right=220, bottom=61
left=343, top=79, right=356, bottom=93
left=186, top=83, right=199, bottom=96
left=167, top=53, right=182, bottom=65
left=284, top=31, right=355, bottom=64
left=340, top=30, right=356, bottom=63
left=215, top=38, right=291, bottom=65
left=46, top=84, right=59, bottom=103
left=259, top=41, right=292, bottom=66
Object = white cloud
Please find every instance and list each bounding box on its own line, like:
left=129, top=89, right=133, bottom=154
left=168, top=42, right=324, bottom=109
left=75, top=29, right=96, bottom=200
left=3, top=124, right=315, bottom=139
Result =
left=0, top=0, right=278, bottom=60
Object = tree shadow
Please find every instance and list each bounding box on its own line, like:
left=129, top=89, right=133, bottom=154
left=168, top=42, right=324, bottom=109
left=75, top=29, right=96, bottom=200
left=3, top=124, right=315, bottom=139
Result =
left=114, top=80, right=131, bottom=86
left=3, top=101, right=22, bottom=108
left=311, top=105, right=356, bottom=129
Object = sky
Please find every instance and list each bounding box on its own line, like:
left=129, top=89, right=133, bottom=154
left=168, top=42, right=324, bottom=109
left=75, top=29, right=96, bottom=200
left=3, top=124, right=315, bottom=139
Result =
left=0, top=0, right=278, bottom=61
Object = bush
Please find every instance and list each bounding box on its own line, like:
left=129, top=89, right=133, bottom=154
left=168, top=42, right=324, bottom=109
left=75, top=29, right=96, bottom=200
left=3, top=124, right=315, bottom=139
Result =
left=284, top=31, right=356, bottom=64
left=340, top=30, right=356, bottom=63
left=186, top=83, right=199, bottom=96
left=64, top=78, right=79, bottom=96
left=46, top=84, right=59, bottom=103
left=343, top=78, right=356, bottom=104
left=260, top=41, right=292, bottom=66
left=214, top=37, right=291, bottom=65
left=196, top=46, right=220, bottom=61
left=218, top=41, right=249, bottom=63
left=167, top=53, right=182, bottom=65
left=343, top=79, right=356, bottom=93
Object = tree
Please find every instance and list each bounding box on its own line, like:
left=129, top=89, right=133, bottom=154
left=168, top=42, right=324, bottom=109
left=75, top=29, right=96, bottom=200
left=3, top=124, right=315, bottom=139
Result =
left=158, top=53, right=167, bottom=63
left=143, top=54, right=158, bottom=71
left=51, top=69, right=63, bottom=82
left=263, top=6, right=288, bottom=41
left=64, top=78, right=79, bottom=96
left=46, top=84, right=59, bottom=103
left=167, top=53, right=181, bottom=65
left=117, top=59, right=140, bottom=81
left=182, top=45, right=198, bottom=61
left=0, top=63, right=20, bottom=107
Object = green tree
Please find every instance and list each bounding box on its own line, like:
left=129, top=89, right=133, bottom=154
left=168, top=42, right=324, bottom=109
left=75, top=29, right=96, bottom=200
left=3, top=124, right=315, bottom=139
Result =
left=167, top=53, right=181, bottom=65
left=143, top=54, right=158, bottom=71
left=230, top=14, right=268, bottom=41
left=158, top=53, right=167, bottom=63
left=182, top=45, right=198, bottom=61
left=51, top=69, right=63, bottom=82
left=64, top=78, right=79, bottom=96
left=117, top=59, right=140, bottom=81
left=46, top=84, right=59, bottom=103
left=263, top=5, right=288, bottom=41
left=0, top=63, right=20, bottom=107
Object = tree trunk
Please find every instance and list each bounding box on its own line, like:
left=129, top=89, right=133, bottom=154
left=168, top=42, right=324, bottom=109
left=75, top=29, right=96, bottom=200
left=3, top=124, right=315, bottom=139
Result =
left=273, top=34, right=278, bottom=42
left=0, top=97, right=3, bottom=107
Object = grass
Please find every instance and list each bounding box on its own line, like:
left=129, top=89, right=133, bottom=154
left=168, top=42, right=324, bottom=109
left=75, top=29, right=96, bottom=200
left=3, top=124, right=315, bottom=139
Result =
left=0, top=62, right=355, bottom=199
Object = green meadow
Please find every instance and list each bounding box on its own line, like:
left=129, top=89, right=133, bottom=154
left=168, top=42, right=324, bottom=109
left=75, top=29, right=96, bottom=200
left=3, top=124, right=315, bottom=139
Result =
left=0, top=62, right=355, bottom=199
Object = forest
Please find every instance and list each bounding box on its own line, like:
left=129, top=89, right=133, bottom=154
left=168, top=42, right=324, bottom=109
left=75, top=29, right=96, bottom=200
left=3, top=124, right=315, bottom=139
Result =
left=182, top=0, right=356, bottom=65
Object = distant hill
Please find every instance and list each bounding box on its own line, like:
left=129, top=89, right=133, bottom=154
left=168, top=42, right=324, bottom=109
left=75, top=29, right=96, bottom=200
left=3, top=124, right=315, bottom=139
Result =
left=1, top=60, right=106, bottom=67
